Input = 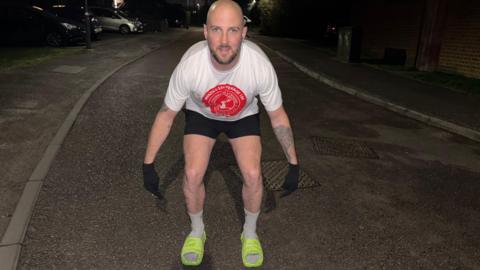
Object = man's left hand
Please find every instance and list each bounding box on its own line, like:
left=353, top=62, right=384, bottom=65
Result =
left=281, top=163, right=299, bottom=197
left=142, top=162, right=163, bottom=199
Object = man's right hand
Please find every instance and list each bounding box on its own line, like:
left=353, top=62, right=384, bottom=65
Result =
left=142, top=163, right=162, bottom=198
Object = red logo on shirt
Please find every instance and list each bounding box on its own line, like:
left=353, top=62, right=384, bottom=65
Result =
left=202, top=84, right=246, bottom=117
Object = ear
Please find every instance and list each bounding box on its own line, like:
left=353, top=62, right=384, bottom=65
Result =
left=203, top=24, right=208, bottom=39
left=242, top=26, right=248, bottom=40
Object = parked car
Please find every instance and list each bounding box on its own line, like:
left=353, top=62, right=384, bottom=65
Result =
left=89, top=7, right=144, bottom=34
left=50, top=6, right=103, bottom=40
left=167, top=17, right=184, bottom=28
left=0, top=4, right=85, bottom=46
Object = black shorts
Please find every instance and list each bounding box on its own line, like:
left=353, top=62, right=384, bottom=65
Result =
left=184, top=110, right=261, bottom=139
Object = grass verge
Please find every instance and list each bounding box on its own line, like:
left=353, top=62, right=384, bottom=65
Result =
left=0, top=46, right=83, bottom=71
left=366, top=63, right=480, bottom=95
left=411, top=71, right=480, bottom=95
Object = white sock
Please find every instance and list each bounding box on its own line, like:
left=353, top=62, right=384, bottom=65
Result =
left=243, top=208, right=259, bottom=239
left=184, top=210, right=204, bottom=262
left=188, top=210, right=204, bottom=238
left=243, top=208, right=261, bottom=264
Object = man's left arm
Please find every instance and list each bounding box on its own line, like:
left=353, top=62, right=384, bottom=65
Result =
left=268, top=106, right=300, bottom=195
left=268, top=105, right=298, bottom=164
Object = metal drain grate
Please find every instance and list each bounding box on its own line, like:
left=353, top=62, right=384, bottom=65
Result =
left=230, top=161, right=318, bottom=191
left=312, top=136, right=379, bottom=159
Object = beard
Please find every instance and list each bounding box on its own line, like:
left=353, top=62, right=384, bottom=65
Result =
left=210, top=45, right=240, bottom=65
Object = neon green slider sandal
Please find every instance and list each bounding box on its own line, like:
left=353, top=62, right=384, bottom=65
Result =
left=241, top=234, right=264, bottom=268
left=181, top=232, right=206, bottom=266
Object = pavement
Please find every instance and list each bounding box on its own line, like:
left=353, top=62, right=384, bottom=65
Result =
left=250, top=34, right=480, bottom=142
left=0, top=28, right=479, bottom=269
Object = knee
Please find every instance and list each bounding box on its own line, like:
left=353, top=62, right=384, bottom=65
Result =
left=184, top=168, right=204, bottom=187
left=242, top=168, right=262, bottom=188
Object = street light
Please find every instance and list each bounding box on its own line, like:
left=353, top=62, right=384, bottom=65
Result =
left=84, top=0, right=91, bottom=49
left=185, top=0, right=191, bottom=29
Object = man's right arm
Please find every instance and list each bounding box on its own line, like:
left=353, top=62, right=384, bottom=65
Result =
left=143, top=102, right=179, bottom=164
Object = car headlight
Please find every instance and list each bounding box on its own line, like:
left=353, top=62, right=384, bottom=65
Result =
left=61, top=22, right=78, bottom=30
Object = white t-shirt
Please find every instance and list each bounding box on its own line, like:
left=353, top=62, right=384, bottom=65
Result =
left=164, top=40, right=283, bottom=121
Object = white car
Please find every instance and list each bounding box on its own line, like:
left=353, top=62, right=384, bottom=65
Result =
left=89, top=7, right=143, bottom=34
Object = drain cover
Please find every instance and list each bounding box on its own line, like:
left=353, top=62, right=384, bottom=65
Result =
left=230, top=161, right=318, bottom=191
left=312, top=136, right=379, bottom=159
left=52, top=65, right=85, bottom=74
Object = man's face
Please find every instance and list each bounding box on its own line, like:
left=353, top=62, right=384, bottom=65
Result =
left=204, top=6, right=247, bottom=68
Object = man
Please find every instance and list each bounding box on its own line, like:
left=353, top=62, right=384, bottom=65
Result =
left=142, top=0, right=299, bottom=267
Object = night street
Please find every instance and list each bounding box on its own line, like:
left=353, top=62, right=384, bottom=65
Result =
left=7, top=29, right=480, bottom=269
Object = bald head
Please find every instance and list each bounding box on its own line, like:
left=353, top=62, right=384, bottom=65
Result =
left=203, top=0, right=247, bottom=71
left=206, top=0, right=244, bottom=26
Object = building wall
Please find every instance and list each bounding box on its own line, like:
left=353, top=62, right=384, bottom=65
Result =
left=438, top=0, right=480, bottom=79
left=353, top=0, right=480, bottom=79
left=351, top=0, right=423, bottom=66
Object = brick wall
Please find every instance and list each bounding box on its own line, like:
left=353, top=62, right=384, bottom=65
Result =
left=351, top=0, right=423, bottom=66
left=438, top=0, right=480, bottom=79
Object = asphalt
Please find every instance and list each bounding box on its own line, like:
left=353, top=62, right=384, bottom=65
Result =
left=0, top=28, right=479, bottom=269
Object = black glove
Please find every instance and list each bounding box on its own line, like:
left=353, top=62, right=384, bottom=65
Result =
left=142, top=163, right=162, bottom=198
left=281, top=163, right=299, bottom=197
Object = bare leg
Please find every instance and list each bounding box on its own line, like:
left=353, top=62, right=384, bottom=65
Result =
left=183, top=134, right=216, bottom=215
left=229, top=135, right=263, bottom=213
